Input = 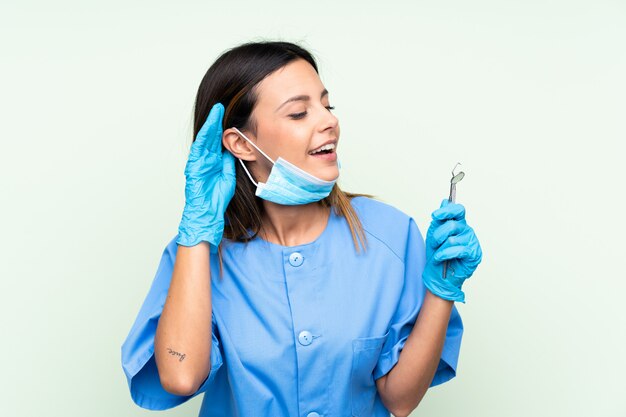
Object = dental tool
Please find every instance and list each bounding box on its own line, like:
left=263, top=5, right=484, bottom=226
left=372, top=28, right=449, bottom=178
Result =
left=443, top=162, right=465, bottom=280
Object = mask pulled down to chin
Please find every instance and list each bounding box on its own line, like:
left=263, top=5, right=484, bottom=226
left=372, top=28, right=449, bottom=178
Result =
left=231, top=127, right=340, bottom=205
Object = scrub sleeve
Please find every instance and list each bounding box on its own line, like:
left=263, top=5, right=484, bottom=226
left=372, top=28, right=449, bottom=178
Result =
left=121, top=235, right=224, bottom=410
left=373, top=217, right=463, bottom=387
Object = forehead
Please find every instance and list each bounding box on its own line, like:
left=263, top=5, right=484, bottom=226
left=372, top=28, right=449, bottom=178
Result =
left=255, top=59, right=324, bottom=105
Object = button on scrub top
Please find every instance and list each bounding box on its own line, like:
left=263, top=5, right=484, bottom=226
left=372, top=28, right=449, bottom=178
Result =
left=121, top=196, right=464, bottom=417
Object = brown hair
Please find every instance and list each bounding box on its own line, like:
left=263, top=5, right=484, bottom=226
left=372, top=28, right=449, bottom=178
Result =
left=191, top=41, right=373, bottom=275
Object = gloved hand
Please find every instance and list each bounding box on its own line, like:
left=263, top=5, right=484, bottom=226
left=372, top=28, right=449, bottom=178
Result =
left=176, top=103, right=236, bottom=253
left=421, top=199, right=483, bottom=303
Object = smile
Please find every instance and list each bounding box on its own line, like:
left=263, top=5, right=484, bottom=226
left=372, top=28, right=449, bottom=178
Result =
left=308, top=143, right=336, bottom=155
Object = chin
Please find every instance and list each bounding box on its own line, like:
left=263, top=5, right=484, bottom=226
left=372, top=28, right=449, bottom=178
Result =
left=317, top=166, right=340, bottom=182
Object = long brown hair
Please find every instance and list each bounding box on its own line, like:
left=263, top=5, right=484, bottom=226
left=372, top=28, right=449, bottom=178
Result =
left=191, top=41, right=373, bottom=273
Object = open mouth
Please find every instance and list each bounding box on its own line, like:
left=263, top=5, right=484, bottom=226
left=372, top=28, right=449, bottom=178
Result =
left=308, top=143, right=336, bottom=156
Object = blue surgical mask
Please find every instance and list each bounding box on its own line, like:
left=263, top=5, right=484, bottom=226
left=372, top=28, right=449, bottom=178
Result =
left=232, top=127, right=340, bottom=205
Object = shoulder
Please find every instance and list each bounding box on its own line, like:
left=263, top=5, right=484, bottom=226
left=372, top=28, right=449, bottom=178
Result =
left=348, top=196, right=418, bottom=260
left=349, top=196, right=411, bottom=226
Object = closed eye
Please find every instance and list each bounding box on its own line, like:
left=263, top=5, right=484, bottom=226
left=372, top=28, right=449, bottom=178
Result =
left=289, top=105, right=336, bottom=120
left=289, top=111, right=307, bottom=120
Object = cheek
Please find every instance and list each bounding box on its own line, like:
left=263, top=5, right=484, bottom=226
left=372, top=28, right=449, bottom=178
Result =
left=256, top=121, right=294, bottom=158
left=275, top=124, right=312, bottom=156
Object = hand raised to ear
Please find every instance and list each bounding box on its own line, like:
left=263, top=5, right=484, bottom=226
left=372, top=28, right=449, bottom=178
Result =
left=177, top=103, right=237, bottom=252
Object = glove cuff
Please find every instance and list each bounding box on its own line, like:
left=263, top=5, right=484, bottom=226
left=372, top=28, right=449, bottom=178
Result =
left=176, top=220, right=225, bottom=253
left=422, top=273, right=466, bottom=303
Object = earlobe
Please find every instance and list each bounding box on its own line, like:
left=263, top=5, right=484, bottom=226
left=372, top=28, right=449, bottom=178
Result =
left=222, top=128, right=256, bottom=162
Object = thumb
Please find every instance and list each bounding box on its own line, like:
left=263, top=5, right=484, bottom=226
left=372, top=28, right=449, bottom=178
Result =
left=222, top=150, right=236, bottom=179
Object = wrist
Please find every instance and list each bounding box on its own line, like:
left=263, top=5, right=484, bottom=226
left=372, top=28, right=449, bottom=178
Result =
left=177, top=220, right=224, bottom=248
left=425, top=288, right=455, bottom=306
left=422, top=273, right=466, bottom=304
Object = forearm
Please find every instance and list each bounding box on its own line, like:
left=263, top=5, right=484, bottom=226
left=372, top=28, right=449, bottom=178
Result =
left=382, top=289, right=454, bottom=416
left=154, top=242, right=213, bottom=395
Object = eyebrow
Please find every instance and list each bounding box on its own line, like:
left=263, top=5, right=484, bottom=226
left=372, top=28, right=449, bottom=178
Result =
left=276, top=89, right=329, bottom=112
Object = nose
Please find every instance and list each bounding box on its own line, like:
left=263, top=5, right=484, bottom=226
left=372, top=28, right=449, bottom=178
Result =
left=317, top=104, right=339, bottom=133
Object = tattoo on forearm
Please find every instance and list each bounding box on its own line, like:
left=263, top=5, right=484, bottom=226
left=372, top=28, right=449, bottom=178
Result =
left=166, top=348, right=186, bottom=362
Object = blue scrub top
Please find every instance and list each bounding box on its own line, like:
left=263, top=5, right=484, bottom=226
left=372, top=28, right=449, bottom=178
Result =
left=121, top=196, right=463, bottom=417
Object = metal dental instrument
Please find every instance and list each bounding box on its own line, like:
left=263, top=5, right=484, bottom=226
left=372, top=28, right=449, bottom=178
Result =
left=443, top=162, right=465, bottom=280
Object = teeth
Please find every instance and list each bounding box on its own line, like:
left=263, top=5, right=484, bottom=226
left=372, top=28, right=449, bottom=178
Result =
left=310, top=143, right=336, bottom=154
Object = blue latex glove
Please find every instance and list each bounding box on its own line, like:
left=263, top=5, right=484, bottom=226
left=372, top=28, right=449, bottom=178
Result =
left=176, top=103, right=236, bottom=252
left=421, top=199, right=483, bottom=303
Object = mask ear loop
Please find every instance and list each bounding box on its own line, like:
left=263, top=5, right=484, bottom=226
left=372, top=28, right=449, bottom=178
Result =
left=231, top=127, right=275, bottom=188
left=238, top=159, right=259, bottom=187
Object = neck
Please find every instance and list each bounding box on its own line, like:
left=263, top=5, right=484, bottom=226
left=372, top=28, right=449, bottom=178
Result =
left=260, top=201, right=330, bottom=247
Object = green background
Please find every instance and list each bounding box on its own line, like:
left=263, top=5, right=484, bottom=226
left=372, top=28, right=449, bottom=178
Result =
left=1, top=0, right=624, bottom=416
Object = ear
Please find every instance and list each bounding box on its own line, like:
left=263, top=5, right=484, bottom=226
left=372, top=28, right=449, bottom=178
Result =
left=222, top=128, right=257, bottom=162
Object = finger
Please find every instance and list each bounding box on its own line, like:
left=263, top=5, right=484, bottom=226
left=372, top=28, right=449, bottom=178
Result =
left=222, top=149, right=236, bottom=179
left=437, top=227, right=481, bottom=260
left=433, top=245, right=472, bottom=262
left=195, top=103, right=225, bottom=154
left=467, top=232, right=483, bottom=265
left=426, top=207, right=449, bottom=229
left=432, top=202, right=465, bottom=221
left=437, top=232, right=472, bottom=253
left=476, top=240, right=483, bottom=262
left=432, top=219, right=467, bottom=246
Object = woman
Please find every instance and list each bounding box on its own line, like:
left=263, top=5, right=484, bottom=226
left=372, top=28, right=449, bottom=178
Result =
left=121, top=41, right=482, bottom=417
